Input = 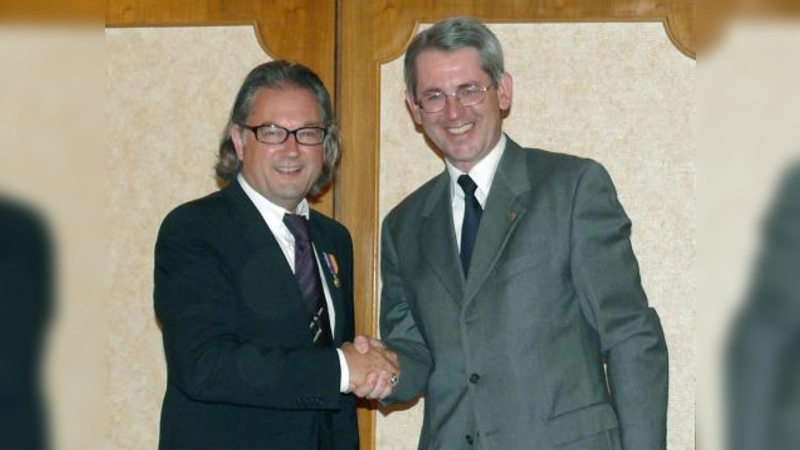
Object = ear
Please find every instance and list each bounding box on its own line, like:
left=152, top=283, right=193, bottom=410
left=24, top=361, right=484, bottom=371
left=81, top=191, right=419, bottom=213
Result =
left=230, top=125, right=245, bottom=161
left=405, top=90, right=423, bottom=125
left=496, top=72, right=513, bottom=111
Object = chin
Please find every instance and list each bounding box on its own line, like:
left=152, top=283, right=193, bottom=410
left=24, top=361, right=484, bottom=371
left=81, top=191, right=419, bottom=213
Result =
left=447, top=145, right=481, bottom=160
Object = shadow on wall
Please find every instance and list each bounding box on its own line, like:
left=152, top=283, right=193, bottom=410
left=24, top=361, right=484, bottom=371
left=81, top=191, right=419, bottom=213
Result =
left=0, top=196, right=53, bottom=450
left=726, top=161, right=800, bottom=450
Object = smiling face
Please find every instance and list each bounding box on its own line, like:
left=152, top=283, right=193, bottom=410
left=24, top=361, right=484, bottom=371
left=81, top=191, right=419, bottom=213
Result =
left=232, top=86, right=324, bottom=212
left=406, top=47, right=512, bottom=173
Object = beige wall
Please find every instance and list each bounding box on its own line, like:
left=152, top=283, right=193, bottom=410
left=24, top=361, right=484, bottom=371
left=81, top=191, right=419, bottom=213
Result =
left=377, top=22, right=696, bottom=449
left=0, top=26, right=103, bottom=450
left=105, top=26, right=270, bottom=449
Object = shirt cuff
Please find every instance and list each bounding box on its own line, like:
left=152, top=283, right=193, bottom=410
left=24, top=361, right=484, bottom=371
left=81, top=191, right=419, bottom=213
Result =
left=336, top=348, right=350, bottom=393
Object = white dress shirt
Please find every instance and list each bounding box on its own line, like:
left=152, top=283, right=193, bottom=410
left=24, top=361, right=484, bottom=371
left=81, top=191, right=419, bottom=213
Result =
left=238, top=174, right=350, bottom=392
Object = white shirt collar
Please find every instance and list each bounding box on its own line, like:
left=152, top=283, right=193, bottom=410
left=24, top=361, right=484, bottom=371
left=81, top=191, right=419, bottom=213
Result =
left=237, top=174, right=310, bottom=227
left=446, top=134, right=507, bottom=206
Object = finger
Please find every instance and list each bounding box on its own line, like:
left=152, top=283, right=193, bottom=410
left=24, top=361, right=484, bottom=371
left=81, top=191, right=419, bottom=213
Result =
left=356, top=373, right=378, bottom=397
left=385, top=349, right=399, bottom=365
left=367, top=371, right=391, bottom=399
left=353, top=372, right=378, bottom=398
left=368, top=337, right=386, bottom=349
left=385, top=355, right=400, bottom=375
left=378, top=370, right=396, bottom=398
left=364, top=372, right=384, bottom=399
left=376, top=372, right=396, bottom=400
left=377, top=384, right=394, bottom=400
left=353, top=335, right=371, bottom=353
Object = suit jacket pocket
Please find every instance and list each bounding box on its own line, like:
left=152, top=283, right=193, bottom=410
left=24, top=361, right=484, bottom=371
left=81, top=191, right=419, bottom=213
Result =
left=547, top=402, right=619, bottom=446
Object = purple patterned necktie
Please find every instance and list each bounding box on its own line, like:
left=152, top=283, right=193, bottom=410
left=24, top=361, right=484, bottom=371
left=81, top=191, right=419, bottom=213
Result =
left=283, top=213, right=333, bottom=347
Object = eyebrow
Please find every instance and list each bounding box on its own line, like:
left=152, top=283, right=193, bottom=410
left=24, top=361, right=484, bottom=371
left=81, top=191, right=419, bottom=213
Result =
left=420, top=82, right=482, bottom=95
left=253, top=121, right=325, bottom=128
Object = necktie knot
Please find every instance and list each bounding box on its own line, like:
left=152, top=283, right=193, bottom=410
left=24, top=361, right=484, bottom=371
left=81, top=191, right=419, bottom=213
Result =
left=458, top=174, right=478, bottom=198
left=283, top=213, right=311, bottom=244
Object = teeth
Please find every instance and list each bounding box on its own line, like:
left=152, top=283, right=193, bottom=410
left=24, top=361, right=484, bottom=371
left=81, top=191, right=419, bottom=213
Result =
left=447, top=123, right=473, bottom=135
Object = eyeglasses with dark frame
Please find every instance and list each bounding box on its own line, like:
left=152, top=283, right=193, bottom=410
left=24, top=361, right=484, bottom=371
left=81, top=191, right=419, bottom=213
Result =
left=239, top=123, right=328, bottom=146
left=415, top=84, right=492, bottom=113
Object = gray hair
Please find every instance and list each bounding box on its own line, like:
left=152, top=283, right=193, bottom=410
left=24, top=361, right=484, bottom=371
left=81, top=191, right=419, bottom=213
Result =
left=403, top=16, right=505, bottom=98
left=215, top=60, right=340, bottom=197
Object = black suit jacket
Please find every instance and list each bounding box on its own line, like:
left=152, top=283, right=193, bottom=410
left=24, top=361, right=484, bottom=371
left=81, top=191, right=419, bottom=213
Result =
left=154, top=181, right=358, bottom=450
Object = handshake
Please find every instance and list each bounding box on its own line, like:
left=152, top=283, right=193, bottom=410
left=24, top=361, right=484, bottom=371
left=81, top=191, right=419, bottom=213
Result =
left=341, top=335, right=400, bottom=400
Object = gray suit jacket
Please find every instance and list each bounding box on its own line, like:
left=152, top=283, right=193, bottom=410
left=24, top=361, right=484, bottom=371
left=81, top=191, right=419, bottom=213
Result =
left=380, top=138, right=668, bottom=449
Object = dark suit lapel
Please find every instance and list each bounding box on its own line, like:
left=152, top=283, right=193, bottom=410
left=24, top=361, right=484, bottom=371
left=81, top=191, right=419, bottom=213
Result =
left=222, top=181, right=313, bottom=337
left=420, top=172, right=465, bottom=305
left=465, top=139, right=530, bottom=302
left=308, top=213, right=346, bottom=344
left=223, top=181, right=287, bottom=262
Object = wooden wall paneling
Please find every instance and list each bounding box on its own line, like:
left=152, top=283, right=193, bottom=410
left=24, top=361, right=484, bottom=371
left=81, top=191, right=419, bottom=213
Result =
left=336, top=1, right=694, bottom=449
left=106, top=0, right=337, bottom=215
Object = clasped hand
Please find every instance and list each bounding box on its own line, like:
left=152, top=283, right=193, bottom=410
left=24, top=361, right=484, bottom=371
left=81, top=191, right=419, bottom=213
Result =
left=341, top=335, right=399, bottom=400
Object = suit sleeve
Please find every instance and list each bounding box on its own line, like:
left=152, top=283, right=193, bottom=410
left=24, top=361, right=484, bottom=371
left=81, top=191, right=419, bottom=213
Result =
left=569, top=161, right=669, bottom=449
left=379, top=214, right=433, bottom=404
left=154, top=206, right=343, bottom=410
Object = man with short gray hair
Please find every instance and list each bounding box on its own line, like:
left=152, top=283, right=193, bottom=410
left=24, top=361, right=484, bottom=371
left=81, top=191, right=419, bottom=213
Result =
left=379, top=16, right=668, bottom=449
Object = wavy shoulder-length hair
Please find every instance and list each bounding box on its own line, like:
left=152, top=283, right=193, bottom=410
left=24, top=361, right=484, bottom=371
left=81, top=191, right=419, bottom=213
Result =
left=215, top=60, right=340, bottom=197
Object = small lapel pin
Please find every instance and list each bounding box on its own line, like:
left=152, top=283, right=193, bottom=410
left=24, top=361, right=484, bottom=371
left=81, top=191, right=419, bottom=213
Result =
left=324, top=253, right=341, bottom=288
left=508, top=211, right=517, bottom=222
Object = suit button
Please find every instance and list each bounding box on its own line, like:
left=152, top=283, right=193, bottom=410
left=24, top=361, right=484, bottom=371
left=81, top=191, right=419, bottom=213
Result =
left=469, top=373, right=480, bottom=384
left=465, top=434, right=474, bottom=445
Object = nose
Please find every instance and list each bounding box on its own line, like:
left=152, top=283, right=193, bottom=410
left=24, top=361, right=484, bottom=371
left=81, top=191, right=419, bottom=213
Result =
left=282, top=134, right=301, bottom=156
left=444, top=94, right=463, bottom=118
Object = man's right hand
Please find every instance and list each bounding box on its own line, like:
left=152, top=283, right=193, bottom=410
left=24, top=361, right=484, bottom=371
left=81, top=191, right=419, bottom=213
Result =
left=341, top=335, right=399, bottom=400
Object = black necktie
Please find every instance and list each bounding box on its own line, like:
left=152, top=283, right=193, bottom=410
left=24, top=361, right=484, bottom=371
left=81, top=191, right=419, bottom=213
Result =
left=282, top=213, right=333, bottom=347
left=458, top=175, right=482, bottom=276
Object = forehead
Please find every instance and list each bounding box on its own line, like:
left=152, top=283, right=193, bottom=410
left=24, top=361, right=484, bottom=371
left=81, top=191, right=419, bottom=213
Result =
left=414, top=47, right=490, bottom=91
left=247, top=86, right=321, bottom=125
